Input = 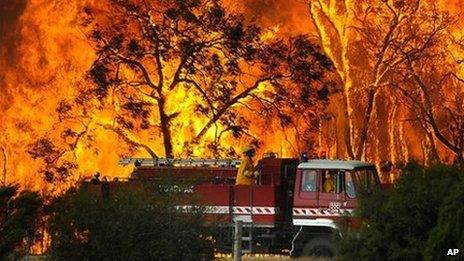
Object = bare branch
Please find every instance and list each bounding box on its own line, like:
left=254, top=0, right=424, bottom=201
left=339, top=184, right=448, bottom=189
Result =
left=406, top=59, right=460, bottom=152
left=438, top=72, right=464, bottom=86
left=193, top=76, right=284, bottom=142
left=98, top=123, right=159, bottom=159
left=112, top=53, right=159, bottom=91
left=179, top=78, right=215, bottom=115
left=168, top=55, right=188, bottom=90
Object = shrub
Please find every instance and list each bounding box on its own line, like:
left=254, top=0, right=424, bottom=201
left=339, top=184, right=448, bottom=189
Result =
left=0, top=185, right=43, bottom=260
left=337, top=162, right=462, bottom=260
left=48, top=182, right=214, bottom=260
left=425, top=176, right=464, bottom=260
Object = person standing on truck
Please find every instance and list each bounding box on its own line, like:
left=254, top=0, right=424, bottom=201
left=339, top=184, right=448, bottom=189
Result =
left=235, top=145, right=258, bottom=185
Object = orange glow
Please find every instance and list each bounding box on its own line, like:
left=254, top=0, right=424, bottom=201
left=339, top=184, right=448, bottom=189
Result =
left=1, top=0, right=463, bottom=196
left=0, top=0, right=314, bottom=194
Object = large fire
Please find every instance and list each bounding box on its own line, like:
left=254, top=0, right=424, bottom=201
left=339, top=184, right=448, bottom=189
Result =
left=1, top=0, right=463, bottom=194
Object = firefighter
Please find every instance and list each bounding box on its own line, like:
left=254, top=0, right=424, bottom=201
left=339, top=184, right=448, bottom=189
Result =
left=323, top=172, right=334, bottom=193
left=235, top=145, right=258, bottom=185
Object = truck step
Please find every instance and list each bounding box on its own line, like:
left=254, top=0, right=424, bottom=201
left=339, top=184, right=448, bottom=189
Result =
left=257, top=234, right=276, bottom=238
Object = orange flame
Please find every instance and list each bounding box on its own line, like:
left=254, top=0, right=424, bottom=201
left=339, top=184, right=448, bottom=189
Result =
left=1, top=0, right=463, bottom=194
left=0, top=0, right=314, bottom=194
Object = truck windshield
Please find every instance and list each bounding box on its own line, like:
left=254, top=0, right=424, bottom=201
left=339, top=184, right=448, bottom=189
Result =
left=301, top=170, right=317, bottom=192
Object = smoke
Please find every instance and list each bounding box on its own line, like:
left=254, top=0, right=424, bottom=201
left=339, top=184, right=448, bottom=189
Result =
left=0, top=0, right=28, bottom=112
left=239, top=0, right=313, bottom=35
left=0, top=0, right=28, bottom=63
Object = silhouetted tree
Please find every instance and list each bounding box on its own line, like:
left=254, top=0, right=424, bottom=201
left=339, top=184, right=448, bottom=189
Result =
left=72, top=0, right=334, bottom=158
left=28, top=0, right=334, bottom=183
left=0, top=185, right=43, bottom=259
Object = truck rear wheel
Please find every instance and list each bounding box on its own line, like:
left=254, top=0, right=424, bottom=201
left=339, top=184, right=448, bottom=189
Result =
left=301, top=236, right=335, bottom=257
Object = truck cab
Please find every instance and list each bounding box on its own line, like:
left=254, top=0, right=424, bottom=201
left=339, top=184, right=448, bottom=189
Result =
left=291, top=159, right=380, bottom=256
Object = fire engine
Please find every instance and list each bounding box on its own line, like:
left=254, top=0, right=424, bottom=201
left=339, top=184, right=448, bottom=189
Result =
left=110, top=156, right=381, bottom=257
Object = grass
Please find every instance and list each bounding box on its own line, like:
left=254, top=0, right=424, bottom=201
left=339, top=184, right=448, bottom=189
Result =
left=215, top=254, right=333, bottom=261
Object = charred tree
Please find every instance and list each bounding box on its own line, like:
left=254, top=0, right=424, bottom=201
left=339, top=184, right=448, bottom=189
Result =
left=76, top=0, right=334, bottom=157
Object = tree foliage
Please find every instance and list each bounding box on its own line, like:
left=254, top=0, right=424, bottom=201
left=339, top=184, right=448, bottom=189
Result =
left=27, top=0, right=335, bottom=183
left=0, top=185, right=43, bottom=260
left=73, top=0, right=333, bottom=156
left=48, top=182, right=213, bottom=260
left=337, top=163, right=462, bottom=260
left=425, top=175, right=464, bottom=260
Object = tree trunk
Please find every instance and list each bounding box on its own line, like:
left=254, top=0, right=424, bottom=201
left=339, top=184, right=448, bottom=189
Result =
left=158, top=96, right=174, bottom=158
left=424, top=129, right=440, bottom=165
left=355, top=89, right=377, bottom=160
left=1, top=146, right=6, bottom=185
left=388, top=101, right=398, bottom=164
left=342, top=89, right=355, bottom=159
left=398, top=119, right=408, bottom=162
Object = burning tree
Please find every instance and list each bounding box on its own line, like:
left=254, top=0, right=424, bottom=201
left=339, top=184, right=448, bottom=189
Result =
left=308, top=0, right=463, bottom=165
left=79, top=0, right=334, bottom=158
left=26, top=0, right=335, bottom=182
left=391, top=29, right=464, bottom=163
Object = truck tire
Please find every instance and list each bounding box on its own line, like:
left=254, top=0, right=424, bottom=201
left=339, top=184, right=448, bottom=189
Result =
left=301, top=236, right=335, bottom=257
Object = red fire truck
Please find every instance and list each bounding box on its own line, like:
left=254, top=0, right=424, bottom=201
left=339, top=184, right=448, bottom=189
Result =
left=117, top=156, right=381, bottom=257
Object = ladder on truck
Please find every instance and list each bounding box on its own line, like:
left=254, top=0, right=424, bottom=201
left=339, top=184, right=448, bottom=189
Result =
left=119, top=157, right=241, bottom=167
left=243, top=186, right=254, bottom=253
left=230, top=186, right=255, bottom=254
left=241, top=223, right=254, bottom=253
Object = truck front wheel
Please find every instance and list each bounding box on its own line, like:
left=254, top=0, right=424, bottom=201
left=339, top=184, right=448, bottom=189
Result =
left=301, top=236, right=335, bottom=257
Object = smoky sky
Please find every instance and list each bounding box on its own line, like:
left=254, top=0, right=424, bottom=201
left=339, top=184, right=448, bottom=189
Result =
left=0, top=0, right=28, bottom=111
left=241, top=0, right=310, bottom=34
left=0, top=0, right=28, bottom=64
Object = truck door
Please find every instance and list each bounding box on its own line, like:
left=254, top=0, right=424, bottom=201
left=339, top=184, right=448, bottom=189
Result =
left=293, top=169, right=318, bottom=212
left=318, top=170, right=346, bottom=210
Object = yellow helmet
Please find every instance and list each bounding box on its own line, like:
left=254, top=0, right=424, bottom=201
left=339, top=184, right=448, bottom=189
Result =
left=242, top=144, right=255, bottom=153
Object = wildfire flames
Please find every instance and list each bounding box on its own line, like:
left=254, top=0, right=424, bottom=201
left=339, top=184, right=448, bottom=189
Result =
left=1, top=0, right=464, bottom=194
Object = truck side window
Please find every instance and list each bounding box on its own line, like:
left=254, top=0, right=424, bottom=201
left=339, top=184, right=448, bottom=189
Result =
left=322, top=170, right=336, bottom=193
left=354, top=168, right=379, bottom=192
left=301, top=170, right=317, bottom=192
left=345, top=172, right=356, bottom=198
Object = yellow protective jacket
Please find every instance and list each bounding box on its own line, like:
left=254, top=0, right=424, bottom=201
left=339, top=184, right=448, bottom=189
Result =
left=323, top=178, right=334, bottom=193
left=235, top=156, right=255, bottom=185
